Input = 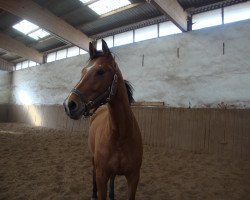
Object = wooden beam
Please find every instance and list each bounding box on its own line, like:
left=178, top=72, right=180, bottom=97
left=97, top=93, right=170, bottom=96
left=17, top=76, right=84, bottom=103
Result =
left=151, top=0, right=188, bottom=32
left=0, top=32, right=43, bottom=63
left=0, top=57, right=14, bottom=71
left=0, top=0, right=91, bottom=51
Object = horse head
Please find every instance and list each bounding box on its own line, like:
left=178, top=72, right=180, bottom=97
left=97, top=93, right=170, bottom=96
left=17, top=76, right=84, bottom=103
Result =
left=63, top=40, right=118, bottom=119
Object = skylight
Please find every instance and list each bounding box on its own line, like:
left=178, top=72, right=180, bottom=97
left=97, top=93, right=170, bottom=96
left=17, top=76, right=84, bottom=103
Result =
left=79, top=0, right=92, bottom=3
left=88, top=0, right=131, bottom=15
left=13, top=20, right=38, bottom=34
left=13, top=20, right=50, bottom=40
left=28, top=29, right=50, bottom=40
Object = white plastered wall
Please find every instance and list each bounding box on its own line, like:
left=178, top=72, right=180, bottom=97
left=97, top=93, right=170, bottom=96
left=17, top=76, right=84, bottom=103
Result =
left=11, top=19, right=250, bottom=108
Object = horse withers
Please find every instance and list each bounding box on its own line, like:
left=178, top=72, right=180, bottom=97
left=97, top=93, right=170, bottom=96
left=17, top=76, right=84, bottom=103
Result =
left=63, top=40, right=143, bottom=200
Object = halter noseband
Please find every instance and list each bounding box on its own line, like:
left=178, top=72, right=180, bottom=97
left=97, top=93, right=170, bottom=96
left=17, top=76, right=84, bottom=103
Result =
left=70, top=74, right=118, bottom=117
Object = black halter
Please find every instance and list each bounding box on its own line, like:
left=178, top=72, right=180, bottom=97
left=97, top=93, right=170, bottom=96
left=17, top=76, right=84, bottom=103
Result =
left=70, top=74, right=118, bottom=117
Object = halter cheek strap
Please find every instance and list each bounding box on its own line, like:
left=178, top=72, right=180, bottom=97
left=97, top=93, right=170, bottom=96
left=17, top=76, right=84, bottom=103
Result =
left=70, top=74, right=118, bottom=116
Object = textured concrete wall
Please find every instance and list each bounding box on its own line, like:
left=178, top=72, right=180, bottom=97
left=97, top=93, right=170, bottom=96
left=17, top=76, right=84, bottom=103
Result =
left=0, top=71, right=11, bottom=104
left=11, top=19, right=250, bottom=108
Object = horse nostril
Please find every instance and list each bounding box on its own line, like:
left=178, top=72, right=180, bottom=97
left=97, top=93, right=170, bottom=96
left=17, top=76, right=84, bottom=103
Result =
left=68, top=101, right=77, bottom=111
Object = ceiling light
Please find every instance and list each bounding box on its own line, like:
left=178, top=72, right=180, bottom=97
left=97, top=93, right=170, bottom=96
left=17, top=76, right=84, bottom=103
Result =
left=88, top=0, right=131, bottom=15
left=13, top=20, right=38, bottom=34
left=28, top=29, right=50, bottom=40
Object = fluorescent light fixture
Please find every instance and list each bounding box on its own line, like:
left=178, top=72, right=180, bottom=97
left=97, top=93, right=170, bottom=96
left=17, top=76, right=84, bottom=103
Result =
left=28, top=29, right=50, bottom=40
left=88, top=0, right=131, bottom=15
left=13, top=20, right=38, bottom=34
left=79, top=0, right=92, bottom=3
left=13, top=19, right=50, bottom=40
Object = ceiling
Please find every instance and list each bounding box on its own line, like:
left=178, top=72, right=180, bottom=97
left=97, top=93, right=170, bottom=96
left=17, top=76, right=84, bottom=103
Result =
left=0, top=0, right=247, bottom=65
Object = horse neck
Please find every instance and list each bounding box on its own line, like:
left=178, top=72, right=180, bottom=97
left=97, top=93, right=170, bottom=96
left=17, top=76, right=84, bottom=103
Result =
left=108, top=78, right=133, bottom=138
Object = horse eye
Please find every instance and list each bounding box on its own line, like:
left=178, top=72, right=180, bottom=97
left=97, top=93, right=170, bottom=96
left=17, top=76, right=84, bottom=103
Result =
left=96, top=69, right=105, bottom=75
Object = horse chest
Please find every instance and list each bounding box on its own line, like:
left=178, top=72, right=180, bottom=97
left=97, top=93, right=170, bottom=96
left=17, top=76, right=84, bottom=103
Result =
left=108, top=149, right=131, bottom=175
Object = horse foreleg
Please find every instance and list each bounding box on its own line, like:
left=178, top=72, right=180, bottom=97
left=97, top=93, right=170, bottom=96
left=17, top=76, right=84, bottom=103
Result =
left=126, top=171, right=140, bottom=200
left=109, top=176, right=115, bottom=200
left=91, top=169, right=98, bottom=200
left=96, top=169, right=108, bottom=200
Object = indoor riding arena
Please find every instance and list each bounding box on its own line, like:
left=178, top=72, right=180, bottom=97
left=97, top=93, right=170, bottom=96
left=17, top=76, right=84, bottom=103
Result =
left=0, top=0, right=250, bottom=200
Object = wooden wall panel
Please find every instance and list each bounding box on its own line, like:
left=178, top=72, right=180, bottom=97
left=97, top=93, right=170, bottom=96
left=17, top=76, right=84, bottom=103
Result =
left=6, top=104, right=250, bottom=160
left=0, top=104, right=9, bottom=122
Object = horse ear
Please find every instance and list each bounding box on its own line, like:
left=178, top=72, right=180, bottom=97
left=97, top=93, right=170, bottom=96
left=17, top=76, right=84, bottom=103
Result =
left=89, top=42, right=97, bottom=60
left=102, top=39, right=111, bottom=54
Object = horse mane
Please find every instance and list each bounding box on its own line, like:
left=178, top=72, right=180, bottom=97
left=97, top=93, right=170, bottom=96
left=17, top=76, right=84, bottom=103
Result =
left=124, top=80, right=134, bottom=105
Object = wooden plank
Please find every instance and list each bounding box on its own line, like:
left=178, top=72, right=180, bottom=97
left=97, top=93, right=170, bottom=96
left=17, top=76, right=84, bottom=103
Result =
left=144, top=107, right=153, bottom=145
left=131, top=102, right=164, bottom=106
left=0, top=32, right=43, bottom=64
left=162, top=108, right=169, bottom=147
left=202, top=109, right=210, bottom=153
left=151, top=0, right=187, bottom=32
left=5, top=104, right=250, bottom=160
left=0, top=0, right=90, bottom=51
left=168, top=108, right=175, bottom=149
left=244, top=110, right=250, bottom=160
left=181, top=108, right=191, bottom=150
left=0, top=104, right=9, bottom=122
left=157, top=108, right=165, bottom=146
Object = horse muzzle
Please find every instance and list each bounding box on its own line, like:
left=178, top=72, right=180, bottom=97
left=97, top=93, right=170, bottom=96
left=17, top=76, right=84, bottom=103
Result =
left=63, top=99, right=86, bottom=120
left=63, top=98, right=96, bottom=119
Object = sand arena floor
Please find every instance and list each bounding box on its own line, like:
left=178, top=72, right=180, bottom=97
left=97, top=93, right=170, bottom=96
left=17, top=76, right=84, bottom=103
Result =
left=0, top=123, right=249, bottom=200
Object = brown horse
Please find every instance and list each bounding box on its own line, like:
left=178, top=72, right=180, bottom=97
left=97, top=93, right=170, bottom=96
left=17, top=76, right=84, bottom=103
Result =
left=63, top=40, right=143, bottom=200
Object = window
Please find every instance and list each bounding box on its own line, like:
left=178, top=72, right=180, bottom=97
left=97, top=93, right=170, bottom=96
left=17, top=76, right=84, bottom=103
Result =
left=80, top=49, right=88, bottom=55
left=56, top=49, right=67, bottom=60
left=97, top=36, right=113, bottom=50
left=22, top=61, right=29, bottom=69
left=88, top=0, right=131, bottom=15
left=16, top=63, right=22, bottom=70
left=134, top=24, right=158, bottom=42
left=114, top=30, right=133, bottom=47
left=47, top=52, right=56, bottom=63
left=159, top=21, right=181, bottom=37
left=67, top=46, right=80, bottom=57
left=29, top=61, right=37, bottom=67
left=224, top=1, right=250, bottom=24
left=192, top=9, right=222, bottom=30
